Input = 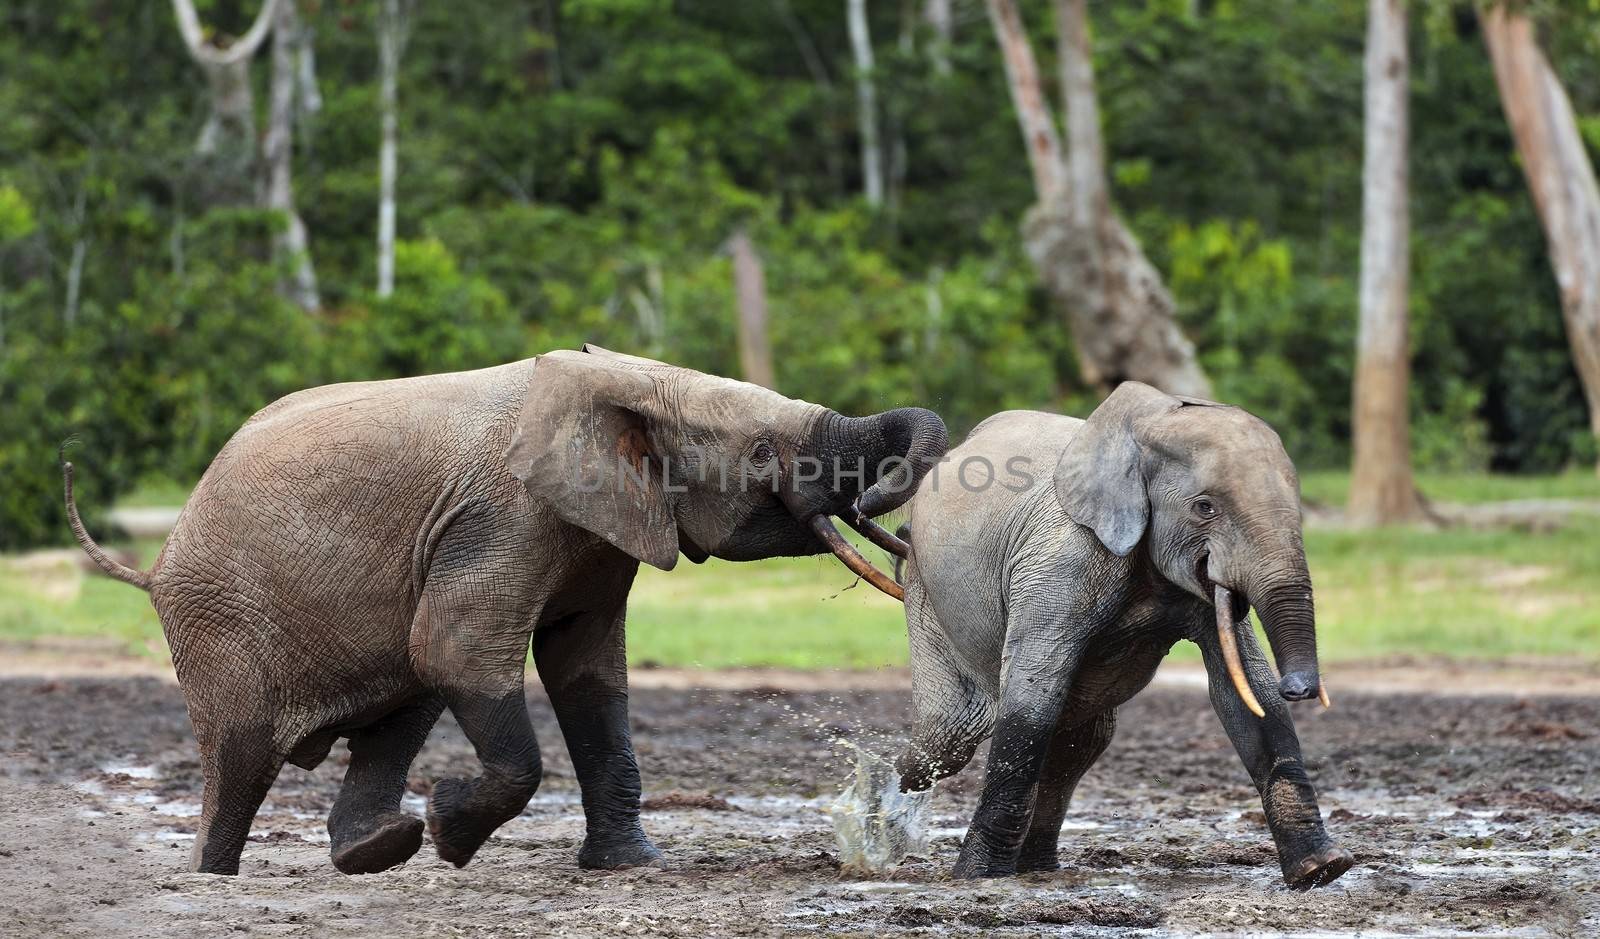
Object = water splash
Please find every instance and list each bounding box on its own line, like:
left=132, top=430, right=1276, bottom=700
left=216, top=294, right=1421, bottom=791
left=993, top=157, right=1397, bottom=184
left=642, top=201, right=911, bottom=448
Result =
left=826, top=740, right=931, bottom=874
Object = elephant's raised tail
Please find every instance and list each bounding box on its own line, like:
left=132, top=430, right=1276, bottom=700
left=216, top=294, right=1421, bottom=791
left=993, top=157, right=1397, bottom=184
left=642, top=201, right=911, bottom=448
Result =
left=61, top=452, right=153, bottom=591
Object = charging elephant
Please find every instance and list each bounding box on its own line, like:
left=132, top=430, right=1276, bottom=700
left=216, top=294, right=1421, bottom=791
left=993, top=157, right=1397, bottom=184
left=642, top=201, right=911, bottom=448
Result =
left=64, top=345, right=946, bottom=876
left=892, top=382, right=1351, bottom=887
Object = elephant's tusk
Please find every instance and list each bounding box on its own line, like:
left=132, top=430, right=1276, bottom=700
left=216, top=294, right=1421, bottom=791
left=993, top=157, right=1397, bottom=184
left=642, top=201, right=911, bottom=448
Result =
left=1318, top=684, right=1332, bottom=709
left=1215, top=584, right=1266, bottom=718
left=809, top=514, right=905, bottom=601
left=843, top=501, right=910, bottom=559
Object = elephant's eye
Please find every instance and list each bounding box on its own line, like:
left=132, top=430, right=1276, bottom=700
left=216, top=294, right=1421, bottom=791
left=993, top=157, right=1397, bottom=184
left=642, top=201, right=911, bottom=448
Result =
left=1194, top=498, right=1218, bottom=519
left=750, top=441, right=776, bottom=466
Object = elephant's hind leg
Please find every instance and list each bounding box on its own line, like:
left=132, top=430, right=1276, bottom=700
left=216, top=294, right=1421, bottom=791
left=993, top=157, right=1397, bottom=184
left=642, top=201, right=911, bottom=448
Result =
left=328, top=695, right=445, bottom=875
left=1016, top=707, right=1116, bottom=872
left=190, top=721, right=287, bottom=875
left=895, top=580, right=996, bottom=792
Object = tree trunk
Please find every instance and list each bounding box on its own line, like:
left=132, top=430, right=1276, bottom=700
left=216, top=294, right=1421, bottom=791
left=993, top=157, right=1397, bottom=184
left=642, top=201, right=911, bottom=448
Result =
left=171, top=0, right=280, bottom=162
left=985, top=0, right=1066, bottom=202
left=987, top=0, right=1210, bottom=397
left=377, top=0, right=412, bottom=299
left=730, top=229, right=776, bottom=390
left=1481, top=5, right=1600, bottom=474
left=1348, top=0, right=1421, bottom=525
left=265, top=0, right=320, bottom=311
left=924, top=0, right=952, bottom=75
left=846, top=0, right=884, bottom=207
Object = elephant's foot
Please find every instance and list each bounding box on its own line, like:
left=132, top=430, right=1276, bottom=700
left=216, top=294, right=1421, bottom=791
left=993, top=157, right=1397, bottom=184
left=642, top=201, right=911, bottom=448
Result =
left=950, top=835, right=1019, bottom=879
left=1015, top=842, right=1061, bottom=874
left=425, top=776, right=527, bottom=868
left=578, top=829, right=666, bottom=870
left=331, top=812, right=424, bottom=875
left=1282, top=841, right=1354, bottom=890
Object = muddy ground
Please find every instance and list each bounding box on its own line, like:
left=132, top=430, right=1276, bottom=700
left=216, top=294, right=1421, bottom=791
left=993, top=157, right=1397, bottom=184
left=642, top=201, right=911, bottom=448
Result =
left=1, top=673, right=1596, bottom=938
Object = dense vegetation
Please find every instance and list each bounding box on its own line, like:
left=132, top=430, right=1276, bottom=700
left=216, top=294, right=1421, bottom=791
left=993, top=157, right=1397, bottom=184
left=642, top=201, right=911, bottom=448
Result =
left=3, top=0, right=1598, bottom=548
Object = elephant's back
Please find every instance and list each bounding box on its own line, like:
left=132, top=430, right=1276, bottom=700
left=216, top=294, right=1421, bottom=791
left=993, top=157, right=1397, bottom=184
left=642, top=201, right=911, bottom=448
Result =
left=905, top=410, right=1081, bottom=602
left=151, top=360, right=541, bottom=637
left=962, top=409, right=1082, bottom=472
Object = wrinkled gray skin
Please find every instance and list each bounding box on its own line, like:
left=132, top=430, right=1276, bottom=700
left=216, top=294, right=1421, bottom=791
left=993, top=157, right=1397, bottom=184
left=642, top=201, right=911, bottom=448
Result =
left=67, top=345, right=945, bottom=877
left=893, top=382, right=1352, bottom=887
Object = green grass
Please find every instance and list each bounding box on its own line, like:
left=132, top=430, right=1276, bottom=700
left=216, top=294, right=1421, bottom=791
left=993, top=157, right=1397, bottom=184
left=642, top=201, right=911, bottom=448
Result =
left=1299, top=469, right=1600, bottom=507
left=6, top=479, right=1600, bottom=670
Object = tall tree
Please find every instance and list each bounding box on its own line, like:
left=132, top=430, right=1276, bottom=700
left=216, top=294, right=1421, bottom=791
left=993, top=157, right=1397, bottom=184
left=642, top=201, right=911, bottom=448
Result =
left=376, top=0, right=417, bottom=299
left=172, top=0, right=281, bottom=161
left=1481, top=4, right=1600, bottom=473
left=924, top=0, right=953, bottom=75
left=1348, top=0, right=1421, bottom=524
left=265, top=0, right=320, bottom=311
left=729, top=229, right=776, bottom=390
left=985, top=0, right=1210, bottom=397
left=846, top=0, right=884, bottom=207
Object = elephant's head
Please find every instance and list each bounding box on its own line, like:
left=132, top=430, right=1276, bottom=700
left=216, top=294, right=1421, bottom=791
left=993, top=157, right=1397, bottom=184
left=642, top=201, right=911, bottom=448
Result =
left=505, top=346, right=946, bottom=588
left=1055, top=382, right=1323, bottom=712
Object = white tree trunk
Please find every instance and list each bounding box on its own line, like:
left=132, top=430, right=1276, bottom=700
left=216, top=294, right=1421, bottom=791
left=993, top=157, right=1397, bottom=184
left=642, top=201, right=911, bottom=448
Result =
left=377, top=0, right=412, bottom=299
left=987, top=0, right=1209, bottom=397
left=924, top=0, right=952, bottom=75
left=985, top=0, right=1066, bottom=202
left=1058, top=0, right=1106, bottom=231
left=171, top=0, right=280, bottom=160
left=1482, top=5, right=1600, bottom=474
left=846, top=0, right=884, bottom=207
left=265, top=0, right=319, bottom=311
left=730, top=229, right=776, bottom=390
left=1349, top=0, right=1420, bottom=525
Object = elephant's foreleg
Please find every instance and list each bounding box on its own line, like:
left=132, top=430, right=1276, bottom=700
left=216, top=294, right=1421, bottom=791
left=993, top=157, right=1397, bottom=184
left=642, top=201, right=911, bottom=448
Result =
left=413, top=563, right=545, bottom=868
left=1192, top=623, right=1352, bottom=889
left=533, top=603, right=662, bottom=870
left=953, top=613, right=1084, bottom=879
left=1016, top=707, right=1116, bottom=873
left=328, top=695, right=444, bottom=875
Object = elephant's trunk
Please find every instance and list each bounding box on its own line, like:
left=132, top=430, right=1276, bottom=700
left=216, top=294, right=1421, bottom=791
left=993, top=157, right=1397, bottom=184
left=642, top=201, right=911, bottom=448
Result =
left=1245, top=564, right=1324, bottom=705
left=843, top=407, right=950, bottom=518
left=793, top=406, right=947, bottom=600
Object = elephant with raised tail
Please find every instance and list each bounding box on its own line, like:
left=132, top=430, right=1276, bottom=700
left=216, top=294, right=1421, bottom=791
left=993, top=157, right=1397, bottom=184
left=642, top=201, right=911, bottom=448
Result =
left=889, top=382, right=1352, bottom=887
left=63, top=345, right=945, bottom=876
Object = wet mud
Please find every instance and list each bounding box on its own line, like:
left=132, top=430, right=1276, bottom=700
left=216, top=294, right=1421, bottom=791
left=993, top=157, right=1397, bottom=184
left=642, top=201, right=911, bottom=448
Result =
left=1, top=676, right=1596, bottom=937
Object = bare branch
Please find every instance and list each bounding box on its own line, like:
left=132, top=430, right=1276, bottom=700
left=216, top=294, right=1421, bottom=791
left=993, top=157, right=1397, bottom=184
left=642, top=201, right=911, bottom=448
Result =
left=171, top=0, right=282, bottom=68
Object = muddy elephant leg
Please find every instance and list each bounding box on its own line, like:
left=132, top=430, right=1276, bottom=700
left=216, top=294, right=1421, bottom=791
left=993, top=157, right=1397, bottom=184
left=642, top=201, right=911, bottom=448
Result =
left=190, top=721, right=286, bottom=875
left=895, top=581, right=995, bottom=792
left=952, top=602, right=1085, bottom=879
left=533, top=599, right=662, bottom=870
left=413, top=561, right=545, bottom=868
left=327, top=695, right=445, bottom=874
left=1016, top=707, right=1116, bottom=873
left=1193, top=624, right=1352, bottom=889
left=422, top=684, right=542, bottom=868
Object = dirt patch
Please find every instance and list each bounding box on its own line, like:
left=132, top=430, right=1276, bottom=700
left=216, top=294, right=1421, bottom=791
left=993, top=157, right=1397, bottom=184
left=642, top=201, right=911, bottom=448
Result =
left=1, top=677, right=1598, bottom=937
left=641, top=791, right=740, bottom=812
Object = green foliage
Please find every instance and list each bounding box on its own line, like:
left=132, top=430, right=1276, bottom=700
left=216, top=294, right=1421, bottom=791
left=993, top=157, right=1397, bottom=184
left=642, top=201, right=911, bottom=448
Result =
left=0, top=183, right=35, bottom=242
left=2, top=0, right=1599, bottom=549
left=338, top=238, right=519, bottom=379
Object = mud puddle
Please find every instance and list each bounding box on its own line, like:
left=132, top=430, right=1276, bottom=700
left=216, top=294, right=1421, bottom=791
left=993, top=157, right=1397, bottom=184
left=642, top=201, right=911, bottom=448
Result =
left=0, top=677, right=1596, bottom=936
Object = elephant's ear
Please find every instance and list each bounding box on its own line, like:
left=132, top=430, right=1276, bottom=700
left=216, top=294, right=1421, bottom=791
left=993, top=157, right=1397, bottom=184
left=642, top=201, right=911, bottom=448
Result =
left=1052, top=381, right=1180, bottom=557
left=578, top=343, right=674, bottom=369
left=506, top=350, right=680, bottom=571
